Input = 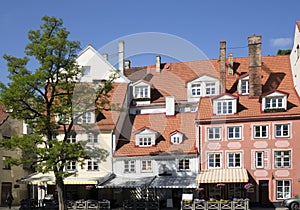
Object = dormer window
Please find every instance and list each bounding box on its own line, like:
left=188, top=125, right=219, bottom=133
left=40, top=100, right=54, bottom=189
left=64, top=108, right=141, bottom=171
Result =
left=132, top=80, right=151, bottom=100
left=135, top=86, right=149, bottom=98
left=188, top=76, right=220, bottom=101
left=261, top=90, right=288, bottom=112
left=206, top=82, right=216, bottom=95
left=191, top=83, right=201, bottom=96
left=238, top=75, right=249, bottom=95
left=135, top=127, right=157, bottom=147
left=170, top=131, right=184, bottom=144
left=213, top=94, right=237, bottom=115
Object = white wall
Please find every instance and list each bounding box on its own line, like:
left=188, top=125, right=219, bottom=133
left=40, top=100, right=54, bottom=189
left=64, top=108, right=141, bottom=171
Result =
left=290, top=23, right=300, bottom=97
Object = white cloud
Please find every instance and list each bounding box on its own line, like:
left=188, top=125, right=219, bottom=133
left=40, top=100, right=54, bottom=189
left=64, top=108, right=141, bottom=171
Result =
left=270, top=38, right=293, bottom=48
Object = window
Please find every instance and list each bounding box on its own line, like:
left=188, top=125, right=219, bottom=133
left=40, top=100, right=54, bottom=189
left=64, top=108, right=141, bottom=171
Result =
left=2, top=156, right=11, bottom=170
left=191, top=83, right=201, bottom=96
left=124, top=160, right=135, bottom=173
left=67, top=132, right=76, bottom=143
left=241, top=80, right=249, bottom=94
left=275, top=124, right=290, bottom=138
left=139, top=137, right=152, bottom=146
left=135, top=86, right=149, bottom=98
left=276, top=180, right=291, bottom=199
left=172, top=136, right=180, bottom=144
left=217, top=101, right=233, bottom=115
left=274, top=151, right=291, bottom=168
left=171, top=132, right=183, bottom=144
left=255, top=151, right=264, bottom=168
left=208, top=127, right=221, bottom=140
left=88, top=132, right=98, bottom=143
left=66, top=161, right=77, bottom=171
left=227, top=153, right=241, bottom=168
left=206, top=82, right=216, bottom=95
left=208, top=153, right=221, bottom=168
left=228, top=126, right=241, bottom=140
left=141, top=160, right=152, bottom=172
left=82, top=112, right=92, bottom=124
left=87, top=159, right=98, bottom=171
left=178, top=159, right=190, bottom=171
left=254, top=125, right=268, bottom=138
left=265, top=97, right=283, bottom=109
left=82, top=66, right=91, bottom=76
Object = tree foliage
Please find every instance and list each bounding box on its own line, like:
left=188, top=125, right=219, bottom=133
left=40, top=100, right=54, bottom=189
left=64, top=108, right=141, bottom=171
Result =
left=0, top=16, right=116, bottom=210
left=277, top=49, right=291, bottom=55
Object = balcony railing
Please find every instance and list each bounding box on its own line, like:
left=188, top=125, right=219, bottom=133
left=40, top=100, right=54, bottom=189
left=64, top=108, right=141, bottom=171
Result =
left=181, top=198, right=250, bottom=210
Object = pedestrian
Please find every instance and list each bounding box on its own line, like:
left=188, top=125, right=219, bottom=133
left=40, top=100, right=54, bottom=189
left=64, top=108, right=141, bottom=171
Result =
left=6, top=192, right=14, bottom=209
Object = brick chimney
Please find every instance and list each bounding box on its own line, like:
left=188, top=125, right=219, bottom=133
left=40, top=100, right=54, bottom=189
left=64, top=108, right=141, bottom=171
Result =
left=220, top=41, right=226, bottom=93
left=156, top=55, right=161, bottom=73
left=166, top=96, right=175, bottom=116
left=248, top=35, right=262, bottom=97
left=118, top=40, right=124, bottom=73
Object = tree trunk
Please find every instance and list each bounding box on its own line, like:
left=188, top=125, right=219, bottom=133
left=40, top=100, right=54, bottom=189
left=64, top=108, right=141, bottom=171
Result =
left=56, top=175, right=66, bottom=210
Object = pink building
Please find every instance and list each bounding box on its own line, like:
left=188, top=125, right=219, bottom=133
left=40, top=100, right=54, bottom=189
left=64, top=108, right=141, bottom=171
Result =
left=195, top=35, right=300, bottom=206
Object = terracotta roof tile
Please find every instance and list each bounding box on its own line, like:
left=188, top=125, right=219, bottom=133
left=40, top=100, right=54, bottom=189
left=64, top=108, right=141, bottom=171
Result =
left=0, top=105, right=9, bottom=125
left=114, top=112, right=198, bottom=157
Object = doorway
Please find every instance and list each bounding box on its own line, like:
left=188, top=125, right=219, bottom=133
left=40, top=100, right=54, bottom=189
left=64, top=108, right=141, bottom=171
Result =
left=1, top=182, right=12, bottom=206
left=259, top=180, right=271, bottom=207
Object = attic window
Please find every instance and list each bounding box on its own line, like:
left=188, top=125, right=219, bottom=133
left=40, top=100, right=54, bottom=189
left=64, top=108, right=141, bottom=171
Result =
left=135, top=128, right=156, bottom=147
left=135, top=86, right=149, bottom=98
left=212, top=95, right=237, bottom=115
left=238, top=76, right=249, bottom=95
left=171, top=132, right=183, bottom=144
left=262, top=91, right=287, bottom=112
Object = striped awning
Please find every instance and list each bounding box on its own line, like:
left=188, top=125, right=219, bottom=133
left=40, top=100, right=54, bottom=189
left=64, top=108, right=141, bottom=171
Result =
left=196, top=168, right=248, bottom=184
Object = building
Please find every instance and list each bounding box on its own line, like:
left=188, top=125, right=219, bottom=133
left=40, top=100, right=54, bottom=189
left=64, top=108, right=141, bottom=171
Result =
left=195, top=35, right=300, bottom=206
left=0, top=105, right=31, bottom=206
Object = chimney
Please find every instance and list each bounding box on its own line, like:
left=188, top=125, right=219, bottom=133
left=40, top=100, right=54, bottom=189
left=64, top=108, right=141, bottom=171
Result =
left=156, top=55, right=161, bottom=73
left=124, top=60, right=131, bottom=69
left=228, top=53, right=234, bottom=75
left=103, top=53, right=108, bottom=61
left=118, top=40, right=124, bottom=73
left=166, top=96, right=175, bottom=116
left=248, top=35, right=262, bottom=97
left=220, top=41, right=226, bottom=93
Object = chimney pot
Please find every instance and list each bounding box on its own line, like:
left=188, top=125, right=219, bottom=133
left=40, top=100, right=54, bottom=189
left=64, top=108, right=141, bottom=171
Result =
left=156, top=55, right=161, bottom=73
left=124, top=60, right=131, bottom=69
left=103, top=53, right=108, bottom=61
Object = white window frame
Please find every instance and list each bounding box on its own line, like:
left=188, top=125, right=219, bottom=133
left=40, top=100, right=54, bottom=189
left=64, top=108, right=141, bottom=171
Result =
left=208, top=153, right=222, bottom=169
left=124, top=160, right=136, bottom=173
left=87, top=159, right=98, bottom=171
left=178, top=159, right=190, bottom=171
left=276, top=180, right=291, bottom=199
left=207, top=127, right=222, bottom=140
left=82, top=112, right=92, bottom=124
left=66, top=161, right=77, bottom=171
left=138, top=137, right=153, bottom=147
left=87, top=132, right=98, bottom=143
left=265, top=97, right=283, bottom=109
left=205, top=82, right=216, bottom=95
left=255, top=151, right=264, bottom=169
left=241, top=79, right=249, bottom=95
left=227, top=126, right=242, bottom=140
left=275, top=124, right=290, bottom=138
left=217, top=101, right=233, bottom=115
left=227, top=152, right=242, bottom=168
left=253, top=125, right=269, bottom=139
left=134, top=86, right=149, bottom=98
left=67, top=132, right=77, bottom=143
left=274, top=150, right=291, bottom=168
left=141, top=160, right=152, bottom=172
left=171, top=132, right=183, bottom=144
left=191, top=83, right=201, bottom=96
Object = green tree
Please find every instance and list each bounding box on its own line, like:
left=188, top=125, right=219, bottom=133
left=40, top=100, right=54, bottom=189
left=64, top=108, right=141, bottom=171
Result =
left=277, top=49, right=292, bottom=55
left=0, top=16, right=116, bottom=210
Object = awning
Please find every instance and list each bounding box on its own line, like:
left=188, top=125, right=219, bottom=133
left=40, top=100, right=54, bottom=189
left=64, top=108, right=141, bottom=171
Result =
left=149, top=176, right=197, bottom=188
left=97, top=176, right=155, bottom=188
left=196, top=168, right=248, bottom=184
left=19, top=172, right=111, bottom=185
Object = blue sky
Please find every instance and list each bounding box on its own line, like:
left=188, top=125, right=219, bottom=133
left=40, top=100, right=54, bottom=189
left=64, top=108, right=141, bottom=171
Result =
left=0, top=0, right=299, bottom=84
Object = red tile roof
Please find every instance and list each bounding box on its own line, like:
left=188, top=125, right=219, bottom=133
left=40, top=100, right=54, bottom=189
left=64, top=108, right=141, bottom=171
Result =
left=114, top=112, right=198, bottom=157
left=196, top=55, right=300, bottom=122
